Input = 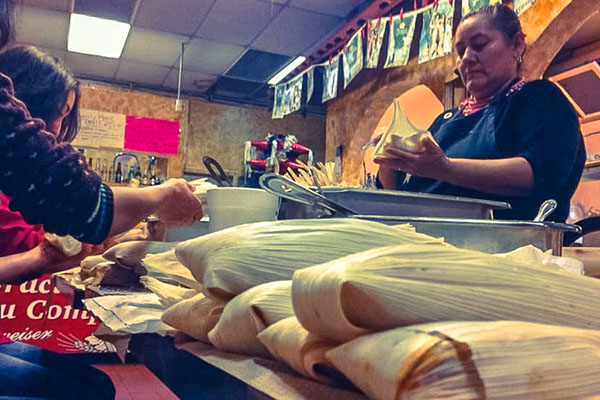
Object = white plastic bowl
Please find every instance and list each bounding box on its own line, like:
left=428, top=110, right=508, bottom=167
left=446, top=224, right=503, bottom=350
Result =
left=206, top=187, right=280, bottom=232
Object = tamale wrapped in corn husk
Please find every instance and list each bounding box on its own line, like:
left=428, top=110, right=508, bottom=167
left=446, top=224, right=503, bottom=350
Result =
left=208, top=281, right=294, bottom=357
left=292, top=241, right=600, bottom=342
left=140, top=276, right=199, bottom=308
left=257, top=317, right=340, bottom=384
left=175, top=219, right=438, bottom=298
left=103, top=240, right=175, bottom=267
left=142, top=249, right=202, bottom=291
left=326, top=321, right=600, bottom=400
left=161, top=293, right=226, bottom=342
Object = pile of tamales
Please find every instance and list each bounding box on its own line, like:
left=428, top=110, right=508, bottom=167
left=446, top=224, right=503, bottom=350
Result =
left=155, top=218, right=600, bottom=399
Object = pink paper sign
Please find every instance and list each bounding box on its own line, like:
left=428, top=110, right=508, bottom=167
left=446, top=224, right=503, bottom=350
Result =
left=124, top=116, right=180, bottom=155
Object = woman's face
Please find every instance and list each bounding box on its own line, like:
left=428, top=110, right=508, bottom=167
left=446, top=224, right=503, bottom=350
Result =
left=454, top=15, right=524, bottom=100
left=47, top=89, right=76, bottom=141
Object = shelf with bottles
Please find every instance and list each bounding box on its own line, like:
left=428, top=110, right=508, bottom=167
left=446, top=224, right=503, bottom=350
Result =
left=78, top=147, right=168, bottom=186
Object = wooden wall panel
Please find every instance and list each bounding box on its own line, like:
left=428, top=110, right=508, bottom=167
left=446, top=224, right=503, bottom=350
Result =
left=79, top=82, right=187, bottom=179
left=78, top=83, right=326, bottom=183
left=186, top=98, right=326, bottom=178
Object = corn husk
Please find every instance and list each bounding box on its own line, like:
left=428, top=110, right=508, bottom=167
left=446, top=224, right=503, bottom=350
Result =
left=257, top=317, right=340, bottom=384
left=140, top=276, right=199, bottom=308
left=326, top=321, right=600, bottom=400
left=208, top=281, right=294, bottom=357
left=175, top=218, right=439, bottom=298
left=161, top=293, right=226, bottom=343
left=292, top=241, right=600, bottom=342
left=103, top=240, right=176, bottom=267
left=44, top=233, right=82, bottom=256
left=371, top=97, right=439, bottom=159
left=142, top=249, right=201, bottom=291
left=80, top=254, right=109, bottom=269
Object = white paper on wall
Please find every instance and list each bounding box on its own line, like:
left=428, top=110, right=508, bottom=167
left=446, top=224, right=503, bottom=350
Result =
left=71, top=109, right=125, bottom=149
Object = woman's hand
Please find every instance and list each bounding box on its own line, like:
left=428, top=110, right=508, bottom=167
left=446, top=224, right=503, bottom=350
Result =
left=374, top=136, right=452, bottom=181
left=38, top=239, right=111, bottom=272
left=153, top=179, right=203, bottom=227
left=0, top=239, right=112, bottom=284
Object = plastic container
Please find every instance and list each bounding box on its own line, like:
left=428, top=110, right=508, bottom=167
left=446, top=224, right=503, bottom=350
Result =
left=207, top=187, right=280, bottom=232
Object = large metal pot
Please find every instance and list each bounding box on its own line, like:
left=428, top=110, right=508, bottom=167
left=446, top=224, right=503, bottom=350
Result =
left=261, top=175, right=511, bottom=220
left=352, top=215, right=579, bottom=256
left=259, top=174, right=581, bottom=256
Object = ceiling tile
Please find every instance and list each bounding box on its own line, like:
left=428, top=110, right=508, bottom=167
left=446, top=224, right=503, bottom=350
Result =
left=182, top=39, right=246, bottom=75
left=287, top=0, right=369, bottom=17
left=195, top=0, right=282, bottom=46
left=14, top=6, right=69, bottom=50
left=65, top=52, right=119, bottom=79
left=252, top=7, right=344, bottom=56
left=115, top=60, right=171, bottom=86
left=210, top=76, right=264, bottom=97
left=226, top=49, right=291, bottom=82
left=74, top=0, right=136, bottom=23
left=122, top=28, right=187, bottom=67
left=21, top=0, right=71, bottom=13
left=133, top=0, right=215, bottom=36
left=163, top=69, right=218, bottom=93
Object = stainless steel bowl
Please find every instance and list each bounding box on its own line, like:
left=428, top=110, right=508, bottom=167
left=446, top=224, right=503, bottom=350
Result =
left=351, top=215, right=581, bottom=255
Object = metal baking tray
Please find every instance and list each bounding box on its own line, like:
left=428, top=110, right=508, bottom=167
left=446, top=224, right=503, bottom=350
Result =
left=280, top=187, right=510, bottom=220
left=352, top=215, right=581, bottom=255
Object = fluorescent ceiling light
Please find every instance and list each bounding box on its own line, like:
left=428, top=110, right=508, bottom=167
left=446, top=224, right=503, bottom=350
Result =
left=268, top=56, right=306, bottom=85
left=68, top=13, right=130, bottom=58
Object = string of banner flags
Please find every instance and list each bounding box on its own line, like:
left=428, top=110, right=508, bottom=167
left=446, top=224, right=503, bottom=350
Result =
left=271, top=0, right=539, bottom=119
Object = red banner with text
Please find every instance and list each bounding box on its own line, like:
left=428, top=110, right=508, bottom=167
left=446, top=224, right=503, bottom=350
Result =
left=0, top=275, right=114, bottom=353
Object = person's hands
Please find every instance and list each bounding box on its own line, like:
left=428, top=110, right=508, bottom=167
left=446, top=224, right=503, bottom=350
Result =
left=111, top=228, right=147, bottom=244
left=154, top=179, right=203, bottom=227
left=38, top=239, right=110, bottom=272
left=374, top=136, right=451, bottom=181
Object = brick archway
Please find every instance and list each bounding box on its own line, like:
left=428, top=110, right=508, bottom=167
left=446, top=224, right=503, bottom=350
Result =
left=520, top=0, right=600, bottom=79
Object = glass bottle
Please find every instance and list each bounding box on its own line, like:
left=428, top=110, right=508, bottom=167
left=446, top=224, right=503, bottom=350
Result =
left=147, top=156, right=158, bottom=185
left=107, top=162, right=114, bottom=184
left=101, top=159, right=108, bottom=182
left=115, top=162, right=122, bottom=183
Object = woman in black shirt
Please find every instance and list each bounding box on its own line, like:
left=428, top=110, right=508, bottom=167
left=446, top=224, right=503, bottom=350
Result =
left=376, top=5, right=585, bottom=222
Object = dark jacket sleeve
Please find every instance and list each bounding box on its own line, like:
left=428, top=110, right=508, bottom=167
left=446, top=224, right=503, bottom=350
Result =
left=0, top=73, right=113, bottom=244
left=496, top=80, right=585, bottom=200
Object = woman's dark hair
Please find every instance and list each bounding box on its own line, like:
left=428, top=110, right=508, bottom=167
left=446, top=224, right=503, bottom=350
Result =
left=0, top=45, right=80, bottom=143
left=0, top=0, right=14, bottom=49
left=461, top=4, right=525, bottom=45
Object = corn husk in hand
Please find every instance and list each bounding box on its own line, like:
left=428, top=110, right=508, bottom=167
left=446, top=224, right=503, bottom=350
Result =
left=208, top=281, right=294, bottom=358
left=161, top=293, right=227, bottom=343
left=326, top=321, right=600, bottom=400
left=175, top=218, right=439, bottom=298
left=257, top=317, right=341, bottom=384
left=292, top=241, right=600, bottom=342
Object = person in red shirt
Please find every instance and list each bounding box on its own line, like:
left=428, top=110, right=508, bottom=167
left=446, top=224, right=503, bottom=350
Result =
left=0, top=45, right=79, bottom=256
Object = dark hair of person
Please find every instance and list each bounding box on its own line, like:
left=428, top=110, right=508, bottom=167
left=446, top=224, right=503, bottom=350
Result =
left=0, top=0, right=14, bottom=49
left=0, top=45, right=80, bottom=143
left=461, top=4, right=525, bottom=45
